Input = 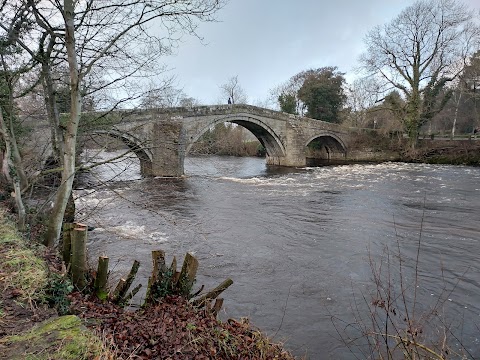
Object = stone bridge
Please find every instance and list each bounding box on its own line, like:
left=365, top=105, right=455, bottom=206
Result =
left=88, top=104, right=354, bottom=177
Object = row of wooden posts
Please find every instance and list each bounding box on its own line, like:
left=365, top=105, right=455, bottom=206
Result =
left=62, top=223, right=233, bottom=313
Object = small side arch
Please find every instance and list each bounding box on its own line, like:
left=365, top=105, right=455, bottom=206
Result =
left=186, top=113, right=286, bottom=158
left=90, top=129, right=154, bottom=176
left=304, top=132, right=347, bottom=165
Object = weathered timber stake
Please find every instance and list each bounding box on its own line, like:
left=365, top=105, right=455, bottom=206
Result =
left=111, top=257, right=140, bottom=303
left=145, top=251, right=166, bottom=304
left=71, top=225, right=88, bottom=289
left=152, top=250, right=166, bottom=283
left=170, top=256, right=177, bottom=274
left=178, top=253, right=199, bottom=296
left=212, top=298, right=224, bottom=317
left=111, top=278, right=126, bottom=302
left=172, top=271, right=181, bottom=286
left=117, top=260, right=140, bottom=301
left=62, top=223, right=74, bottom=266
left=94, top=256, right=109, bottom=300
left=192, top=278, right=233, bottom=306
left=120, top=284, right=142, bottom=306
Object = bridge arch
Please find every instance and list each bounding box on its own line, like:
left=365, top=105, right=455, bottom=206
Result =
left=304, top=132, right=347, bottom=164
left=185, top=113, right=286, bottom=158
left=90, top=129, right=153, bottom=176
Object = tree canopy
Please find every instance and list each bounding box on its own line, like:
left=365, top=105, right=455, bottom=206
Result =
left=360, top=0, right=480, bottom=146
left=297, top=67, right=346, bottom=123
left=219, top=75, right=247, bottom=104
left=272, top=67, right=346, bottom=122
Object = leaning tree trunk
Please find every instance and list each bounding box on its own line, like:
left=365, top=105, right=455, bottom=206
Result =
left=44, top=0, right=82, bottom=247
left=0, top=110, right=27, bottom=229
left=6, top=110, right=28, bottom=190
left=40, top=34, right=64, bottom=165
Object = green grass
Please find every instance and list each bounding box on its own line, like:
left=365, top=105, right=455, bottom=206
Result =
left=1, top=315, right=108, bottom=360
left=0, top=210, right=48, bottom=302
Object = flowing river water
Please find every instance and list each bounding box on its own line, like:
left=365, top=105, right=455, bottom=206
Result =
left=75, top=152, right=480, bottom=359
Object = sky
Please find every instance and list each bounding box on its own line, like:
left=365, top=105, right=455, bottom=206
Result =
left=161, top=0, right=480, bottom=106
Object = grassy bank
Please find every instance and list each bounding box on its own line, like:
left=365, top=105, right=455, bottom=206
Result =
left=0, top=209, right=108, bottom=359
left=0, top=209, right=295, bottom=359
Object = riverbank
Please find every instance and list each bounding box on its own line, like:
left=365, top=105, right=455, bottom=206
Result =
left=346, top=135, right=480, bottom=166
left=405, top=139, right=480, bottom=165
left=0, top=208, right=295, bottom=359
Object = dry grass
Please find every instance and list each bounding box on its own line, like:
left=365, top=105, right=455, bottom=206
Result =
left=0, top=210, right=48, bottom=303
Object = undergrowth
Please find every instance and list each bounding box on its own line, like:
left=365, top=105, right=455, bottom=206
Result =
left=333, top=209, right=477, bottom=359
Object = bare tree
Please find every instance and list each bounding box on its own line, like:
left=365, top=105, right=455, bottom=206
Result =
left=344, top=77, right=382, bottom=128
left=140, top=82, right=199, bottom=109
left=22, top=0, right=227, bottom=247
left=360, top=0, right=480, bottom=147
left=0, top=0, right=39, bottom=229
left=219, top=75, right=247, bottom=104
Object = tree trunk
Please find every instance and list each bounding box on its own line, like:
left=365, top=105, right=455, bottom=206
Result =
left=13, top=180, right=26, bottom=231
left=44, top=0, right=82, bottom=247
left=0, top=109, right=26, bottom=229
left=452, top=92, right=462, bottom=139
left=6, top=104, right=28, bottom=191
left=42, top=60, right=64, bottom=164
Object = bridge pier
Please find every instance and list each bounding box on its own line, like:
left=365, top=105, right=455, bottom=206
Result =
left=266, top=155, right=306, bottom=167
left=151, top=121, right=185, bottom=177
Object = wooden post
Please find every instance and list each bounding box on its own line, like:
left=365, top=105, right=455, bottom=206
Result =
left=71, top=225, right=87, bottom=289
left=212, top=298, right=224, bottom=317
left=112, top=260, right=140, bottom=303
left=121, top=260, right=140, bottom=299
left=62, top=223, right=74, bottom=266
left=94, top=256, right=109, bottom=300
left=111, top=278, right=126, bottom=302
left=151, top=250, right=166, bottom=283
left=178, top=253, right=198, bottom=297
left=120, top=284, right=142, bottom=306
left=145, top=250, right=168, bottom=304
left=192, top=278, right=233, bottom=306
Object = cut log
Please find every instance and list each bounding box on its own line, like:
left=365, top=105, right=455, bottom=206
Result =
left=192, top=278, right=233, bottom=306
left=71, top=226, right=87, bottom=289
left=145, top=251, right=167, bottom=304
left=151, top=250, right=166, bottom=283
left=94, top=256, right=109, bottom=300
left=62, top=223, right=74, bottom=266
left=117, top=260, right=140, bottom=301
left=169, top=256, right=177, bottom=274
left=211, top=298, right=224, bottom=317
left=178, top=253, right=198, bottom=297
left=111, top=278, right=126, bottom=302
left=120, top=284, right=142, bottom=306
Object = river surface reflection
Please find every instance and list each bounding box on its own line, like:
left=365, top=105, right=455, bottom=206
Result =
left=76, top=154, right=480, bottom=358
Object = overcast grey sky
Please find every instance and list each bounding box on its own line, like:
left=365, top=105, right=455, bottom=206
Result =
left=162, top=0, right=480, bottom=106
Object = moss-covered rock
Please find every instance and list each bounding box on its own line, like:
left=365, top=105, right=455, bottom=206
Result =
left=0, top=315, right=106, bottom=360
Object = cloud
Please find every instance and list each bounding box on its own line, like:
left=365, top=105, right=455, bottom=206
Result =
left=160, top=0, right=480, bottom=105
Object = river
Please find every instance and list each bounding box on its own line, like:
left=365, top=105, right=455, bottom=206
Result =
left=75, top=152, right=480, bottom=359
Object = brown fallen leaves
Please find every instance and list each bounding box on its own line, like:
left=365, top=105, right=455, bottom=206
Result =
left=69, top=292, right=295, bottom=360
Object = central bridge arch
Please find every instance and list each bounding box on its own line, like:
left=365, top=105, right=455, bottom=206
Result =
left=185, top=113, right=286, bottom=159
